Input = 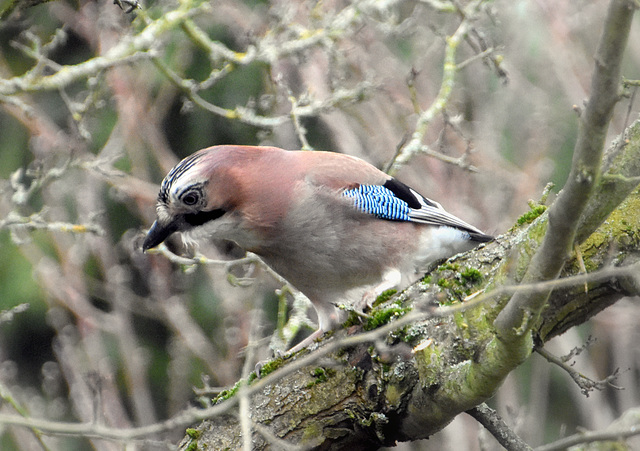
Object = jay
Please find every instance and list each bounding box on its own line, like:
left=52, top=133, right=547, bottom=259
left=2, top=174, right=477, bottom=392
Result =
left=143, top=145, right=492, bottom=352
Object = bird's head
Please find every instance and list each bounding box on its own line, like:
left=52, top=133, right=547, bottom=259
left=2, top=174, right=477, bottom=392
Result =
left=142, top=150, right=228, bottom=252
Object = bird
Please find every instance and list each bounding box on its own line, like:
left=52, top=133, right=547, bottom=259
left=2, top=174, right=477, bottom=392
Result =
left=143, top=145, right=493, bottom=353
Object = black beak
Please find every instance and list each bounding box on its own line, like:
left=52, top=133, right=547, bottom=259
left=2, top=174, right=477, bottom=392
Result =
left=143, top=219, right=180, bottom=252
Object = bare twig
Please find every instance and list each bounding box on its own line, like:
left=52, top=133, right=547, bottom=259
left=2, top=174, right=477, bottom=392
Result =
left=535, top=347, right=623, bottom=396
left=388, top=0, right=488, bottom=175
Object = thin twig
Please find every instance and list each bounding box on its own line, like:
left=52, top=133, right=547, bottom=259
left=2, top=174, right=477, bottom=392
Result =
left=388, top=0, right=488, bottom=175
left=535, top=347, right=623, bottom=396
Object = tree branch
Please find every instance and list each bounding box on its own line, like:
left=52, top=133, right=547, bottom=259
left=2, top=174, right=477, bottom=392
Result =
left=466, top=403, right=533, bottom=451
left=493, top=0, right=635, bottom=341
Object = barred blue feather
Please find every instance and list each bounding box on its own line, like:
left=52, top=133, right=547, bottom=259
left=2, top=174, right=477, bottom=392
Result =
left=343, top=181, right=493, bottom=243
left=343, top=185, right=411, bottom=221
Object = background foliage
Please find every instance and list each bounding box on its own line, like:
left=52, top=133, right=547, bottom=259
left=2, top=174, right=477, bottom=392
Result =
left=0, top=0, right=639, bottom=449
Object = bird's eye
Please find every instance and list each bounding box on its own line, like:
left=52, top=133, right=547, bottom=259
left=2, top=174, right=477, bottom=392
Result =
left=182, top=192, right=199, bottom=206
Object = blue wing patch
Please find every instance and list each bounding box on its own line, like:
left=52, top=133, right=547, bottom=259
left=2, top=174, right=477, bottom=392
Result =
left=342, top=182, right=493, bottom=243
left=343, top=185, right=411, bottom=221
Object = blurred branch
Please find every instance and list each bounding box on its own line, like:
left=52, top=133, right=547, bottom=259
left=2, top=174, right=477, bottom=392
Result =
left=0, top=46, right=152, bottom=95
left=153, top=48, right=375, bottom=128
left=455, top=46, right=495, bottom=71
left=9, top=30, right=65, bottom=74
left=494, top=0, right=635, bottom=341
left=9, top=163, right=70, bottom=206
left=288, top=94, right=313, bottom=150
left=145, top=244, right=288, bottom=285
left=0, top=381, right=52, bottom=451
left=0, top=0, right=206, bottom=96
left=0, top=0, right=57, bottom=21
left=0, top=212, right=104, bottom=237
left=0, top=303, right=29, bottom=326
left=146, top=243, right=314, bottom=351
left=251, top=423, right=305, bottom=451
left=534, top=407, right=640, bottom=451
left=155, top=1, right=379, bottom=128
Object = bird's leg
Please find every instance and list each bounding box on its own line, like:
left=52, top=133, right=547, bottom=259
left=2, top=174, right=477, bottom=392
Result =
left=359, top=268, right=402, bottom=310
left=284, top=268, right=403, bottom=358
left=254, top=328, right=326, bottom=377
left=283, top=328, right=325, bottom=356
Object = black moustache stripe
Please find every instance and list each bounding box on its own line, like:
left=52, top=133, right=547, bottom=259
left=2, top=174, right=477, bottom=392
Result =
left=183, top=208, right=226, bottom=226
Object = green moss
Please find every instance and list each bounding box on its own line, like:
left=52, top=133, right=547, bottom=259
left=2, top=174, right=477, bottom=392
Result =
left=372, top=289, right=398, bottom=307
left=184, top=428, right=201, bottom=451
left=258, top=356, right=285, bottom=378
left=460, top=268, right=482, bottom=284
left=438, top=262, right=460, bottom=272
left=512, top=215, right=550, bottom=280
left=342, top=310, right=362, bottom=328
left=364, top=303, right=409, bottom=331
left=564, top=188, right=640, bottom=278
left=212, top=368, right=269, bottom=402
left=213, top=375, right=257, bottom=404
left=437, top=278, right=453, bottom=289
left=394, top=324, right=426, bottom=344
left=435, top=265, right=484, bottom=302
left=213, top=382, right=240, bottom=404
left=514, top=204, right=547, bottom=227
left=306, top=367, right=336, bottom=388
left=435, top=267, right=482, bottom=303
left=186, top=428, right=201, bottom=440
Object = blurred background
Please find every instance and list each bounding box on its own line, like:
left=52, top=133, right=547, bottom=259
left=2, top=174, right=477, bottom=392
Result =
left=0, top=0, right=639, bottom=449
